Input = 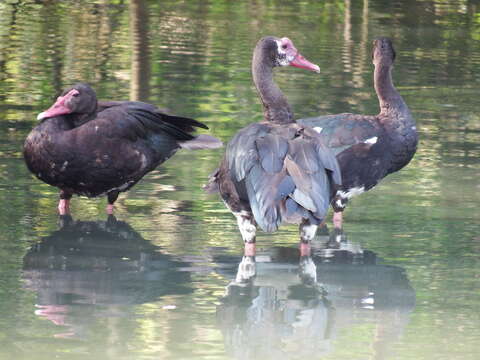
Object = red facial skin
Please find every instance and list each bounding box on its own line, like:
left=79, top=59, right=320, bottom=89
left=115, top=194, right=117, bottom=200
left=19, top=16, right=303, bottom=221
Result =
left=280, top=37, right=320, bottom=73
left=37, top=89, right=80, bottom=120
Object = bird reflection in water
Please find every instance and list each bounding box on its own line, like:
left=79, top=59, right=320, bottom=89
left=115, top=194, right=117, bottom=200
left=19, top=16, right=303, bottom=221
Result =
left=216, top=228, right=416, bottom=359
left=22, top=215, right=192, bottom=339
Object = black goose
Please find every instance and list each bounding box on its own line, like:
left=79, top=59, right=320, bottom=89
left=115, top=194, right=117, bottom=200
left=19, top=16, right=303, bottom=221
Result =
left=206, top=37, right=341, bottom=245
left=24, top=83, right=222, bottom=214
left=298, top=37, right=418, bottom=227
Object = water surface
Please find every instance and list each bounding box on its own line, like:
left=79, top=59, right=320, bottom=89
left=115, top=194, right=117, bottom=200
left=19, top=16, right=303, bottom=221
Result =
left=0, top=0, right=479, bottom=359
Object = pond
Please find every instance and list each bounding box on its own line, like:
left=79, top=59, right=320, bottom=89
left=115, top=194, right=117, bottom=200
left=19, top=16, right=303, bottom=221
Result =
left=0, top=0, right=479, bottom=359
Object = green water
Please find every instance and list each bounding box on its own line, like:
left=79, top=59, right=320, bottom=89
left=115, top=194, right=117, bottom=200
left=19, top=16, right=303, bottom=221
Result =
left=0, top=0, right=479, bottom=359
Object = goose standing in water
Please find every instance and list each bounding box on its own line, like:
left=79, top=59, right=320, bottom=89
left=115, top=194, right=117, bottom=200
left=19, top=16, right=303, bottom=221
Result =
left=298, top=37, right=418, bottom=228
left=206, top=37, right=341, bottom=247
left=24, top=83, right=222, bottom=214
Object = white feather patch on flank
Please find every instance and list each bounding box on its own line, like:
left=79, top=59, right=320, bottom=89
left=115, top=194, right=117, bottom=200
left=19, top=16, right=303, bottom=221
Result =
left=234, top=211, right=256, bottom=243
left=337, top=186, right=365, bottom=199
left=313, top=127, right=323, bottom=133
left=300, top=223, right=318, bottom=242
left=99, top=180, right=135, bottom=197
left=364, top=136, right=378, bottom=144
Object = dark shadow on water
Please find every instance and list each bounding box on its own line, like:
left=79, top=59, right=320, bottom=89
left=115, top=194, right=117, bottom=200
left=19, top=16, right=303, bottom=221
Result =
left=22, top=215, right=192, bottom=339
left=215, top=228, right=416, bottom=359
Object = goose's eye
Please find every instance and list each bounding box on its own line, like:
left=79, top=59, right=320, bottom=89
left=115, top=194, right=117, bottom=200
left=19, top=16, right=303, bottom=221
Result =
left=282, top=44, right=287, bottom=50
left=72, top=92, right=79, bottom=97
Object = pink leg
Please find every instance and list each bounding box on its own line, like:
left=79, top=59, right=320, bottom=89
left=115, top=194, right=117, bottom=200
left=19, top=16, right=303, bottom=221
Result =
left=299, top=241, right=311, bottom=257
left=106, top=204, right=115, bottom=215
left=106, top=191, right=119, bottom=215
left=58, top=199, right=70, bottom=215
left=333, top=211, right=343, bottom=229
left=244, top=242, right=256, bottom=257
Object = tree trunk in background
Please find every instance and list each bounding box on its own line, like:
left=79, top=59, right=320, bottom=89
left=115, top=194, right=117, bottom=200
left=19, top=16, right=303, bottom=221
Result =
left=129, top=0, right=150, bottom=102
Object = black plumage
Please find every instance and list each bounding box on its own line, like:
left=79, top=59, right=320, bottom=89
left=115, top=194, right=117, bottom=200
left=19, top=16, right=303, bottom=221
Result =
left=24, top=83, right=222, bottom=214
left=297, top=38, right=418, bottom=224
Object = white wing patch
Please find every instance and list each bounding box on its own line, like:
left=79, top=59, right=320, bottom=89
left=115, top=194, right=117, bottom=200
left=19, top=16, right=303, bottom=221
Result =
left=364, top=136, right=378, bottom=145
left=60, top=161, right=69, bottom=172
left=313, top=127, right=323, bottom=133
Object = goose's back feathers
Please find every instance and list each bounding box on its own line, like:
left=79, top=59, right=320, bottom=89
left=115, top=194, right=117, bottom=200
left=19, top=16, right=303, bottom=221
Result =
left=217, top=122, right=341, bottom=232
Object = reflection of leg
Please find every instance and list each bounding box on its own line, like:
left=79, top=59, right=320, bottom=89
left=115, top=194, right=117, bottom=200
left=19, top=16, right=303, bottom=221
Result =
left=58, top=214, right=74, bottom=228
left=235, top=255, right=256, bottom=283
left=106, top=214, right=118, bottom=227
left=299, top=255, right=317, bottom=284
left=333, top=211, right=343, bottom=229
left=106, top=191, right=119, bottom=214
left=300, top=220, right=318, bottom=243
left=235, top=211, right=256, bottom=243
left=299, top=241, right=317, bottom=284
left=234, top=212, right=257, bottom=283
left=58, top=190, right=72, bottom=215
left=329, top=227, right=347, bottom=245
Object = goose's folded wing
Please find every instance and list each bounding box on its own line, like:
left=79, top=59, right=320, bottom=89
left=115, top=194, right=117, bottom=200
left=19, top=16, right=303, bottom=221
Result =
left=92, top=103, right=208, bottom=142
left=297, top=114, right=380, bottom=155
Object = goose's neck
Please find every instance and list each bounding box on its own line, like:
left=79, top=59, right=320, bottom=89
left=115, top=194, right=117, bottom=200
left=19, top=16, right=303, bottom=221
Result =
left=252, top=57, right=293, bottom=124
left=39, top=116, right=74, bottom=132
left=40, top=111, right=96, bottom=132
left=375, top=64, right=407, bottom=117
left=375, top=62, right=417, bottom=156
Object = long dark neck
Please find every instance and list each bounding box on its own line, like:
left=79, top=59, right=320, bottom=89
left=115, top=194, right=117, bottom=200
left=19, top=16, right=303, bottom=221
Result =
left=375, top=62, right=417, bottom=172
left=252, top=51, right=293, bottom=124
left=374, top=64, right=408, bottom=117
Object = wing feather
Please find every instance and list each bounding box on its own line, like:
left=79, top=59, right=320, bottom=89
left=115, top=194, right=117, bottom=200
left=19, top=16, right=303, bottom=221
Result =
left=95, top=103, right=205, bottom=142
left=256, top=134, right=288, bottom=173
